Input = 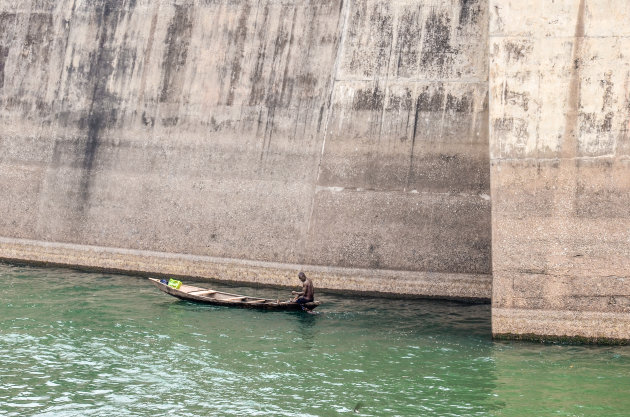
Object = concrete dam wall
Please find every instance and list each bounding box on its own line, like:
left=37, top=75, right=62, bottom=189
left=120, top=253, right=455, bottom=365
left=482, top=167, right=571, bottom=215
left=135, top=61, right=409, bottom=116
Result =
left=0, top=0, right=491, bottom=298
left=4, top=0, right=628, bottom=342
left=490, top=0, right=630, bottom=341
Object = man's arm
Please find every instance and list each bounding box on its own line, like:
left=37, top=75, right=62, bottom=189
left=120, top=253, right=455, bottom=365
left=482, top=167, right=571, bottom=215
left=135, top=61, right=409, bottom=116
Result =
left=292, top=282, right=307, bottom=296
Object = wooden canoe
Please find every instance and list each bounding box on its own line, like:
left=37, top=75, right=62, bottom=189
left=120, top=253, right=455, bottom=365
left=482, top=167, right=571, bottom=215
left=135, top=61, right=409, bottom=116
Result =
left=149, top=278, right=320, bottom=311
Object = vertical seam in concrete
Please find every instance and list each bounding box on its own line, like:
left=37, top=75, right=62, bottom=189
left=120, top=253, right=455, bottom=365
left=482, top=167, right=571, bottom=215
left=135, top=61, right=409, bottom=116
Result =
left=560, top=0, right=586, bottom=160
left=304, top=0, right=351, bottom=246
left=552, top=0, right=586, bottom=221
left=535, top=37, right=543, bottom=160
left=438, top=84, right=448, bottom=155
left=405, top=96, right=420, bottom=191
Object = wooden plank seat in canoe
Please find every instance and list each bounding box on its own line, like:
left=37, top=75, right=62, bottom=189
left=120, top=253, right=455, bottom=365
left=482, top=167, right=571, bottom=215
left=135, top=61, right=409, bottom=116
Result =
left=189, top=290, right=217, bottom=296
left=149, top=278, right=321, bottom=311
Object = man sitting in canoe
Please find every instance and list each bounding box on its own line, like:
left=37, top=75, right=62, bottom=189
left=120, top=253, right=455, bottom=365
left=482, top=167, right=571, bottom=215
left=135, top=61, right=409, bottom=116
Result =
left=292, top=272, right=314, bottom=311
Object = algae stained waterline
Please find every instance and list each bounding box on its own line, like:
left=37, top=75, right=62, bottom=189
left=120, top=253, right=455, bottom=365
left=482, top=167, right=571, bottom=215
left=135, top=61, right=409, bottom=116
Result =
left=0, top=263, right=629, bottom=417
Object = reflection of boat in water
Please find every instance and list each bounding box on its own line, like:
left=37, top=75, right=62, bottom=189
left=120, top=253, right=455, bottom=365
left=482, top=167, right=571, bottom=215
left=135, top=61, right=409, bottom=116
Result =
left=149, top=278, right=321, bottom=311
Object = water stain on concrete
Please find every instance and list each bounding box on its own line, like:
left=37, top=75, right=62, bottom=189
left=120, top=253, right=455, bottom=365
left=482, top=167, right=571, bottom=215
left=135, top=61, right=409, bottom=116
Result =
left=159, top=4, right=194, bottom=104
left=502, top=82, right=529, bottom=111
left=0, top=12, right=15, bottom=90
left=459, top=0, right=483, bottom=26
left=0, top=45, right=9, bottom=89
left=78, top=3, right=122, bottom=205
left=420, top=10, right=455, bottom=77
left=503, top=40, right=531, bottom=63
left=137, top=8, right=158, bottom=111
left=417, top=86, right=445, bottom=113
left=394, top=6, right=422, bottom=77
left=226, top=3, right=251, bottom=106
left=248, top=4, right=270, bottom=106
left=353, top=85, right=384, bottom=111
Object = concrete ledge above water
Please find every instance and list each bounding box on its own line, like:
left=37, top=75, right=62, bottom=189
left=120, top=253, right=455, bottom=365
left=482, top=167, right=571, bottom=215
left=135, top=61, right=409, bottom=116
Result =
left=0, top=237, right=491, bottom=301
left=493, top=308, right=630, bottom=344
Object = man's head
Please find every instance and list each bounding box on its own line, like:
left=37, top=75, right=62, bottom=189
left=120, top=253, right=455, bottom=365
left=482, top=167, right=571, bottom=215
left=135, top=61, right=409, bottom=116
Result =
left=298, top=271, right=306, bottom=282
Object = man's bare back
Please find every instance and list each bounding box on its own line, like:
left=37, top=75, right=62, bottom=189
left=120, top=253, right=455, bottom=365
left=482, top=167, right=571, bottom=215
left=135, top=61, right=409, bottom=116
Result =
left=302, top=278, right=314, bottom=301
left=292, top=272, right=314, bottom=305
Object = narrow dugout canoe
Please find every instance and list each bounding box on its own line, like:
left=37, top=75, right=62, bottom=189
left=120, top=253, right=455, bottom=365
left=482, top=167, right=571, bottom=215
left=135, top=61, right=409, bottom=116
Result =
left=149, top=278, right=320, bottom=311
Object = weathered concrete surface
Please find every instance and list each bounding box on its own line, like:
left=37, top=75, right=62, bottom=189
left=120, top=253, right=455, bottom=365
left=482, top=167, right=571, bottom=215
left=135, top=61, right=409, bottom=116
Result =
left=490, top=0, right=630, bottom=340
left=0, top=1, right=490, bottom=298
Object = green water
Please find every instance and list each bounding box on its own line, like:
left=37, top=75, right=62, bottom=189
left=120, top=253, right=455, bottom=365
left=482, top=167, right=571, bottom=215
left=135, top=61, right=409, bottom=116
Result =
left=1, top=264, right=629, bottom=416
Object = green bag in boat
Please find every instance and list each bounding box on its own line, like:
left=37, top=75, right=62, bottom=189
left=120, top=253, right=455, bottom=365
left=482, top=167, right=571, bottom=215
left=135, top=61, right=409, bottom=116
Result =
left=168, top=279, right=182, bottom=289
